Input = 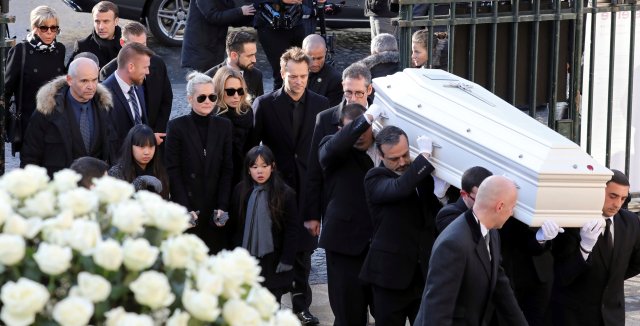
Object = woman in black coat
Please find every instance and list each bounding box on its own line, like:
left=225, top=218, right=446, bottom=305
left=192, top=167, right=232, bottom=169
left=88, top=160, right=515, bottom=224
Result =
left=212, top=66, right=254, bottom=187
left=165, top=72, right=234, bottom=254
left=5, top=5, right=66, bottom=154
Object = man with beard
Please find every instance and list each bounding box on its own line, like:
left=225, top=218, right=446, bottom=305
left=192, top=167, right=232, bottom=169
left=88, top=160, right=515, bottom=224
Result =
left=360, top=126, right=441, bottom=325
left=302, top=34, right=342, bottom=106
left=205, top=31, right=264, bottom=103
left=101, top=42, right=153, bottom=159
left=69, top=1, right=121, bottom=68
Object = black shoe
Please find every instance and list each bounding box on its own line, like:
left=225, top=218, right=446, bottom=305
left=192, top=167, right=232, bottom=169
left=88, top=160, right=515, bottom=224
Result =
left=295, top=310, right=319, bottom=325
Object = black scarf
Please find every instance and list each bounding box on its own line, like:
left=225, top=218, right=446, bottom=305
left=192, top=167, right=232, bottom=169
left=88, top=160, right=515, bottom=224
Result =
left=26, top=33, right=56, bottom=53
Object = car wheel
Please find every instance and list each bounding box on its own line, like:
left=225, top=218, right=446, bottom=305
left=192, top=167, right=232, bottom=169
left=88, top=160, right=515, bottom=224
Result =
left=146, top=0, right=190, bottom=47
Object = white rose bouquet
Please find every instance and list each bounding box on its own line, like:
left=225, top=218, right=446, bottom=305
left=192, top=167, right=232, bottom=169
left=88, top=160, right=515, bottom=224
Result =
left=0, top=166, right=300, bottom=326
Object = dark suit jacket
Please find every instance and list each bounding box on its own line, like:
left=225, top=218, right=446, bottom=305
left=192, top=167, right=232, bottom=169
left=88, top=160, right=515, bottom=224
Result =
left=251, top=88, right=330, bottom=251
left=100, top=55, right=173, bottom=133
left=552, top=209, right=640, bottom=326
left=69, top=27, right=122, bottom=68
left=360, top=154, right=440, bottom=290
left=436, top=197, right=468, bottom=233
left=102, top=73, right=148, bottom=158
left=308, top=64, right=343, bottom=107
left=205, top=60, right=264, bottom=103
left=317, top=114, right=374, bottom=256
left=415, top=210, right=528, bottom=326
left=164, top=113, right=234, bottom=252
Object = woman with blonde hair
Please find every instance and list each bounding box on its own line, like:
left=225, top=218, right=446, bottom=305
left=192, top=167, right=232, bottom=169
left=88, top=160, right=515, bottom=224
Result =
left=212, top=66, right=254, bottom=186
left=5, top=5, right=66, bottom=154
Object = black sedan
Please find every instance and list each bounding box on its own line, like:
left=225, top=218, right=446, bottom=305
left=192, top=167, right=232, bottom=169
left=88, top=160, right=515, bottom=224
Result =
left=61, top=0, right=368, bottom=46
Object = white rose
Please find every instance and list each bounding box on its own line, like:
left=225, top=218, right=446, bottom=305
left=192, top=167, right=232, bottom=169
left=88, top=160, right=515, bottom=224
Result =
left=52, top=169, right=81, bottom=193
left=105, top=307, right=126, bottom=326
left=65, top=219, right=101, bottom=255
left=0, top=307, right=35, bottom=326
left=135, top=190, right=163, bottom=218
left=111, top=200, right=146, bottom=234
left=151, top=201, right=190, bottom=235
left=129, top=270, right=175, bottom=309
left=272, top=310, right=302, bottom=326
left=0, top=234, right=25, bottom=266
left=52, top=296, right=94, bottom=326
left=75, top=272, right=111, bottom=302
left=92, top=239, right=123, bottom=271
left=33, top=242, right=73, bottom=275
left=117, top=313, right=154, bottom=326
left=207, top=248, right=262, bottom=299
left=3, top=214, right=27, bottom=236
left=44, top=210, right=74, bottom=229
left=182, top=288, right=220, bottom=322
left=246, top=287, right=278, bottom=318
left=58, top=188, right=99, bottom=217
left=41, top=227, right=67, bottom=246
left=122, top=238, right=159, bottom=271
left=0, top=278, right=49, bottom=322
left=0, top=200, right=13, bottom=227
left=196, top=267, right=224, bottom=296
left=166, top=309, right=191, bottom=326
left=222, top=299, right=262, bottom=326
left=92, top=176, right=135, bottom=204
left=20, top=190, right=56, bottom=218
left=1, top=165, right=49, bottom=199
left=161, top=234, right=208, bottom=270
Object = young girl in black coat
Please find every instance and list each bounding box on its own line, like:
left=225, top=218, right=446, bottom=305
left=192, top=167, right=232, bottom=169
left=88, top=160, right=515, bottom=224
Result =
left=231, top=145, right=298, bottom=302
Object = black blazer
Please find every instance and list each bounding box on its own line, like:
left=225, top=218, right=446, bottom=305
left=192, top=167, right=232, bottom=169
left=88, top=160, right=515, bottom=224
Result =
left=251, top=88, right=329, bottom=251
left=307, top=64, right=343, bottom=107
left=205, top=61, right=264, bottom=103
left=164, top=113, right=234, bottom=252
left=102, top=73, right=148, bottom=157
left=317, top=114, right=374, bottom=256
left=552, top=209, right=640, bottom=326
left=415, top=210, right=527, bottom=326
left=435, top=197, right=468, bottom=233
left=69, top=27, right=122, bottom=68
left=360, top=154, right=440, bottom=290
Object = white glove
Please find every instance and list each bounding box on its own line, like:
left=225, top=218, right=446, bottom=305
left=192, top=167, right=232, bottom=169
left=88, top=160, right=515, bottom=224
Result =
left=535, top=220, right=565, bottom=241
left=365, top=103, right=386, bottom=122
left=579, top=218, right=605, bottom=252
left=433, top=175, right=450, bottom=199
left=416, top=135, right=433, bottom=155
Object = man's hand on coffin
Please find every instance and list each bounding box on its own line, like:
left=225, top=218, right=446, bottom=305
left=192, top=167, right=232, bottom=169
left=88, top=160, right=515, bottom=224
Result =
left=304, top=220, right=321, bottom=236
left=432, top=175, right=450, bottom=199
left=417, top=135, right=433, bottom=158
left=579, top=218, right=606, bottom=253
left=535, top=220, right=565, bottom=241
left=364, top=103, right=386, bottom=123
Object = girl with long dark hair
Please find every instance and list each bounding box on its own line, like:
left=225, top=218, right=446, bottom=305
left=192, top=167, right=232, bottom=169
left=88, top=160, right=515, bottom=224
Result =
left=108, top=124, right=170, bottom=199
left=231, top=145, right=298, bottom=302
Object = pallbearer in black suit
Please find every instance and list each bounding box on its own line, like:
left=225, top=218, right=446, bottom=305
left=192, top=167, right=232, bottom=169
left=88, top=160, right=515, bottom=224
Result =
left=361, top=126, right=441, bottom=325
left=165, top=72, right=233, bottom=254
left=318, top=103, right=381, bottom=325
left=101, top=42, right=153, bottom=159
left=415, top=175, right=527, bottom=326
left=251, top=47, right=329, bottom=325
left=205, top=31, right=264, bottom=103
left=552, top=169, right=640, bottom=326
left=302, top=34, right=343, bottom=107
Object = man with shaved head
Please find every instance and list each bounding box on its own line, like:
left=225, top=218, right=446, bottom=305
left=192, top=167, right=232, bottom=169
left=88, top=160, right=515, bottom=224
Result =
left=415, top=175, right=527, bottom=326
left=302, top=34, right=342, bottom=106
left=21, top=57, right=116, bottom=177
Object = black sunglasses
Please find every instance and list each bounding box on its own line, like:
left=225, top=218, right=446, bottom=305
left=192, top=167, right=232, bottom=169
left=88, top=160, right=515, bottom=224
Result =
left=38, top=25, right=60, bottom=33
left=196, top=94, right=217, bottom=103
left=224, top=88, right=245, bottom=96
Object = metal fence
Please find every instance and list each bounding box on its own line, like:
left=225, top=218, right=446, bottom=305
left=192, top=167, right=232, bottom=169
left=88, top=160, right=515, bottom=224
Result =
left=394, top=0, right=638, bottom=177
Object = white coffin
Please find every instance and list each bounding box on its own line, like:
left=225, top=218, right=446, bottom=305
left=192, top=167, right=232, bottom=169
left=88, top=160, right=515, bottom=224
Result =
left=372, top=68, right=612, bottom=227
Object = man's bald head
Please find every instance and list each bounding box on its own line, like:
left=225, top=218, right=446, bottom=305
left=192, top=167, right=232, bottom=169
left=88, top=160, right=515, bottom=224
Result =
left=473, top=175, right=518, bottom=229
left=303, top=34, right=328, bottom=73
left=67, top=57, right=99, bottom=102
left=68, top=57, right=99, bottom=78
left=302, top=34, right=327, bottom=51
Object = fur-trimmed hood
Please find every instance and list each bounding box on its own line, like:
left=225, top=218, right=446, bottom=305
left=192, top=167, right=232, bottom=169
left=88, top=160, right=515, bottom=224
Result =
left=36, top=75, right=112, bottom=115
left=358, top=51, right=400, bottom=69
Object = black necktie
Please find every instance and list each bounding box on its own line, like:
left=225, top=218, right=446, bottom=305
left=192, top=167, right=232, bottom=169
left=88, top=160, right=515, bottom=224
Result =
left=292, top=101, right=303, bottom=141
left=79, top=105, right=91, bottom=152
left=128, top=86, right=142, bottom=125
left=484, top=233, right=492, bottom=261
left=601, top=218, right=613, bottom=268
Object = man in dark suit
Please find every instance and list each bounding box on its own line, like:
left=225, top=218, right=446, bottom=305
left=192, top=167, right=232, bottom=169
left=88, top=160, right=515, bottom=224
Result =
left=68, top=1, right=121, bottom=68
left=552, top=169, right=640, bottom=326
left=302, top=34, right=343, bottom=107
left=361, top=126, right=441, bottom=325
left=205, top=31, right=264, bottom=103
left=252, top=47, right=329, bottom=325
left=415, top=175, right=528, bottom=326
left=99, top=22, right=173, bottom=144
left=317, top=103, right=381, bottom=325
left=102, top=42, right=153, bottom=160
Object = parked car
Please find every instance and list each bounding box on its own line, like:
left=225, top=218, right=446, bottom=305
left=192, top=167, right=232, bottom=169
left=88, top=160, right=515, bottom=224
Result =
left=61, top=0, right=368, bottom=47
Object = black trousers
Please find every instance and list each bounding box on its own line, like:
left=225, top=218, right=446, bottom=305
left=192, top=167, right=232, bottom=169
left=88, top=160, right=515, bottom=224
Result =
left=291, top=250, right=313, bottom=313
left=370, top=266, right=424, bottom=326
left=256, top=25, right=305, bottom=90
left=326, top=249, right=374, bottom=326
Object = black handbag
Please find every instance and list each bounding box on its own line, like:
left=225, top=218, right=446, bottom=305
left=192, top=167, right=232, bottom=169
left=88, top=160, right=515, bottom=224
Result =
left=5, top=42, right=26, bottom=153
